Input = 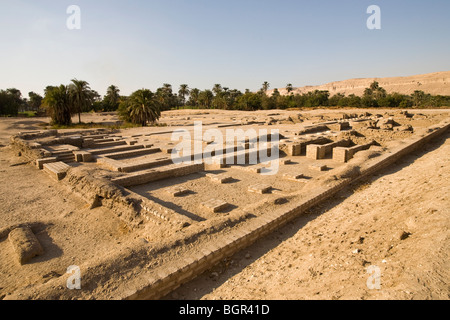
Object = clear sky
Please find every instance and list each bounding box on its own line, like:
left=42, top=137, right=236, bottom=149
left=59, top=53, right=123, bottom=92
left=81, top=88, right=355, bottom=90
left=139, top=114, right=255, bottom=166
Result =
left=1, top=0, right=449, bottom=97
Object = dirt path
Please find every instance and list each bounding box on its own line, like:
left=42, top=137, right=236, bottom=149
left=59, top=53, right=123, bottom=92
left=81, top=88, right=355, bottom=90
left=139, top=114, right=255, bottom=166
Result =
left=167, top=131, right=450, bottom=300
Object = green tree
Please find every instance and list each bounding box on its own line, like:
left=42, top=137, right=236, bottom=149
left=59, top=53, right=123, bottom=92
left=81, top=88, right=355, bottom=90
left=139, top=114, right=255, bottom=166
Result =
left=235, top=92, right=262, bottom=111
left=103, top=85, right=121, bottom=111
left=178, top=84, right=190, bottom=106
left=412, top=90, right=425, bottom=107
left=198, top=90, right=214, bottom=109
left=261, top=81, right=270, bottom=95
left=286, top=83, right=294, bottom=95
left=271, top=89, right=288, bottom=109
left=156, top=83, right=175, bottom=110
left=370, top=81, right=380, bottom=91
left=261, top=94, right=275, bottom=110
left=69, top=79, right=94, bottom=123
left=43, top=85, right=72, bottom=125
left=124, top=89, right=161, bottom=126
left=329, top=93, right=345, bottom=106
left=378, top=93, right=405, bottom=108
left=28, top=92, right=43, bottom=112
left=305, top=90, right=330, bottom=107
left=212, top=84, right=223, bottom=96
left=187, top=88, right=200, bottom=107
left=0, top=88, right=24, bottom=116
left=338, top=94, right=361, bottom=108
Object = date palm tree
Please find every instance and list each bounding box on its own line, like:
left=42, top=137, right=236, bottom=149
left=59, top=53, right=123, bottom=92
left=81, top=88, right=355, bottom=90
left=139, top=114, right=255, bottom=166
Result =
left=212, top=84, right=223, bottom=96
left=104, top=85, right=121, bottom=111
left=199, top=90, right=214, bottom=109
left=43, top=85, right=72, bottom=126
left=188, top=88, right=200, bottom=107
left=107, top=85, right=120, bottom=102
left=69, top=79, right=93, bottom=123
left=178, top=84, right=190, bottom=106
left=262, top=81, right=270, bottom=94
left=127, top=89, right=161, bottom=126
left=286, top=83, right=294, bottom=95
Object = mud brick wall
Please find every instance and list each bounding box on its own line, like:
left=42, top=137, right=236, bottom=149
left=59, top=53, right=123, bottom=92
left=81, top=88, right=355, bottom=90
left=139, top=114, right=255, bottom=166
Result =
left=104, top=148, right=161, bottom=160
left=112, top=163, right=205, bottom=187
left=327, top=122, right=350, bottom=131
left=9, top=136, right=46, bottom=160
left=119, top=158, right=173, bottom=173
left=333, top=142, right=374, bottom=163
left=306, top=139, right=351, bottom=160
left=285, top=137, right=330, bottom=156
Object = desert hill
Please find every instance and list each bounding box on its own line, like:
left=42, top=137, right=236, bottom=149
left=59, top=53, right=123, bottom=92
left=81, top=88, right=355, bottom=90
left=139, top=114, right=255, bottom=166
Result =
left=272, top=71, right=450, bottom=97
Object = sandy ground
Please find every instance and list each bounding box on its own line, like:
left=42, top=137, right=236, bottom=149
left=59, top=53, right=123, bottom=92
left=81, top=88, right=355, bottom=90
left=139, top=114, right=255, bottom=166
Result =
left=0, top=109, right=449, bottom=300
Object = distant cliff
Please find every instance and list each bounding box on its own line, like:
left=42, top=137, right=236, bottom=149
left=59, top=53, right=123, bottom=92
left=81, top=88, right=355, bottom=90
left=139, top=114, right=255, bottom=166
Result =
left=272, top=71, right=450, bottom=97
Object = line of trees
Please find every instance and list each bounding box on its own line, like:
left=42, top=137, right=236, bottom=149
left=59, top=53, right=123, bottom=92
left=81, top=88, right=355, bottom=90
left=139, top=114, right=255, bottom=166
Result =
left=42, top=79, right=101, bottom=126
left=0, top=89, right=43, bottom=116
left=174, top=81, right=450, bottom=111
left=2, top=80, right=449, bottom=126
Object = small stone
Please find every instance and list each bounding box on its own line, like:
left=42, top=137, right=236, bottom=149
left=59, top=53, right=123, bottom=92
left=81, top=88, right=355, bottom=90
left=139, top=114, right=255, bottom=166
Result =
left=399, top=231, right=411, bottom=240
left=274, top=198, right=288, bottom=205
left=361, top=260, right=371, bottom=267
left=245, top=253, right=251, bottom=259
left=8, top=227, right=44, bottom=265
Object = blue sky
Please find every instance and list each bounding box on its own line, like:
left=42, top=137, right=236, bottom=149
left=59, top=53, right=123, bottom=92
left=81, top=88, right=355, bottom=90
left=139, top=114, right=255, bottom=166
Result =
left=1, top=0, right=449, bottom=97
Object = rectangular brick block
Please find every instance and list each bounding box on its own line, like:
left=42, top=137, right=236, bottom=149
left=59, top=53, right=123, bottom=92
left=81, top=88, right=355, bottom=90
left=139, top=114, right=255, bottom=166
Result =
left=306, top=144, right=321, bottom=160
left=73, top=151, right=93, bottom=163
left=309, top=164, right=328, bottom=172
left=165, top=186, right=190, bottom=197
left=201, top=199, right=230, bottom=213
left=36, top=157, right=58, bottom=170
left=43, top=162, right=71, bottom=180
left=333, top=147, right=350, bottom=163
left=283, top=173, right=305, bottom=181
left=248, top=184, right=272, bottom=194
left=206, top=174, right=233, bottom=184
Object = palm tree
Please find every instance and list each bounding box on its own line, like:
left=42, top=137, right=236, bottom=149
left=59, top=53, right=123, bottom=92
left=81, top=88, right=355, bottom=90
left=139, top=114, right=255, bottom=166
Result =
left=69, top=79, right=93, bottom=123
left=178, top=84, right=190, bottom=106
left=365, top=81, right=387, bottom=100
left=412, top=90, right=425, bottom=107
left=262, top=81, right=270, bottom=94
left=286, top=83, right=294, bottom=94
left=370, top=81, right=380, bottom=91
left=162, top=83, right=173, bottom=95
left=199, top=90, right=214, bottom=109
left=127, top=89, right=161, bottom=126
left=104, top=85, right=121, bottom=111
left=156, top=83, right=174, bottom=110
left=188, top=88, right=200, bottom=107
left=107, top=85, right=120, bottom=102
left=43, top=85, right=72, bottom=125
left=212, top=84, right=223, bottom=96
